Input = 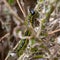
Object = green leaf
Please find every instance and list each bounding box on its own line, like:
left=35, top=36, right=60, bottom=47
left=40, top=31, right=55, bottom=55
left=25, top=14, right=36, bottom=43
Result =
left=8, top=0, right=14, bottom=5
left=31, top=47, right=38, bottom=52
left=33, top=55, right=43, bottom=59
left=31, top=39, right=36, bottom=45
left=39, top=0, right=43, bottom=2
left=54, top=57, right=58, bottom=60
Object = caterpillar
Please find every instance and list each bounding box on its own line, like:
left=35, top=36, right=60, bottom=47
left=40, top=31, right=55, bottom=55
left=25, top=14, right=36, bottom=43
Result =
left=16, top=39, right=29, bottom=57
left=15, top=29, right=31, bottom=57
left=25, top=10, right=39, bottom=27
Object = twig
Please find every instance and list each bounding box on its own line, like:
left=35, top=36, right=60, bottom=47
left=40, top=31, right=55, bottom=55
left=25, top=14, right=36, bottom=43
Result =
left=3, top=0, right=23, bottom=24
left=13, top=40, right=21, bottom=51
left=48, top=29, right=60, bottom=35
left=5, top=51, right=10, bottom=60
left=16, top=0, right=26, bottom=17
left=0, top=33, right=10, bottom=42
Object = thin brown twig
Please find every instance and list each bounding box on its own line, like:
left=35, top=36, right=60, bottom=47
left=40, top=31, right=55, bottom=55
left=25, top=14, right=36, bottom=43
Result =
left=0, top=33, right=10, bottom=42
left=5, top=51, right=10, bottom=60
left=48, top=29, right=60, bottom=35
left=13, top=40, right=21, bottom=51
left=16, top=0, right=26, bottom=17
left=3, top=0, right=24, bottom=24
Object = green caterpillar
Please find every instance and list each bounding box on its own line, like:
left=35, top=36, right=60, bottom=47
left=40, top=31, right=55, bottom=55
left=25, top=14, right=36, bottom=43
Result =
left=16, top=39, right=29, bottom=57
left=16, top=29, right=31, bottom=57
left=25, top=11, right=39, bottom=27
